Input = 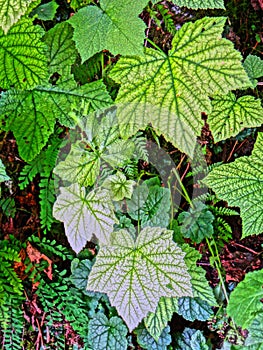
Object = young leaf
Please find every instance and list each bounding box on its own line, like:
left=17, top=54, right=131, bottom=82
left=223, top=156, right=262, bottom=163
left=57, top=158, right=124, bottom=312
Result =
left=204, top=132, right=263, bottom=237
left=127, top=180, right=171, bottom=228
left=0, top=159, right=10, bottom=183
left=178, top=202, right=214, bottom=243
left=0, top=18, right=48, bottom=89
left=243, top=54, right=263, bottom=88
left=102, top=172, right=136, bottom=201
left=53, top=183, right=118, bottom=252
left=227, top=269, right=263, bottom=330
left=135, top=324, right=172, bottom=350
left=172, top=0, right=225, bottom=9
left=110, top=17, right=251, bottom=155
left=30, top=1, right=59, bottom=21
left=0, top=0, right=40, bottom=34
left=44, top=22, right=78, bottom=74
left=208, top=93, right=263, bottom=142
left=69, top=0, right=148, bottom=62
left=177, top=297, right=213, bottom=322
left=88, top=313, right=128, bottom=350
left=176, top=328, right=209, bottom=350
left=144, top=297, right=178, bottom=341
left=87, top=227, right=193, bottom=331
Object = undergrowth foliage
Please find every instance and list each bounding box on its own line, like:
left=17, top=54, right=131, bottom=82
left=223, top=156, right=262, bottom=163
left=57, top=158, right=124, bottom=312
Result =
left=0, top=0, right=263, bottom=349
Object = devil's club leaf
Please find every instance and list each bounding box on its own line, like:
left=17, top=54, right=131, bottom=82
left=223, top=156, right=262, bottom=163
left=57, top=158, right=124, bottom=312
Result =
left=87, top=227, right=192, bottom=331
left=102, top=172, right=136, bottom=201
left=88, top=313, right=128, bottom=350
left=44, top=22, right=77, bottom=74
left=110, top=17, right=251, bottom=156
left=69, top=0, right=148, bottom=62
left=0, top=79, right=111, bottom=160
left=144, top=297, right=178, bottom=341
left=178, top=297, right=213, bottom=322
left=0, top=18, right=48, bottom=89
left=135, top=325, right=172, bottom=350
left=178, top=202, right=214, bottom=243
left=209, top=93, right=263, bottom=142
left=243, top=54, right=263, bottom=88
left=53, top=183, right=118, bottom=252
left=0, top=0, right=40, bottom=33
left=227, top=269, right=263, bottom=329
left=204, top=133, right=263, bottom=237
left=172, top=0, right=225, bottom=9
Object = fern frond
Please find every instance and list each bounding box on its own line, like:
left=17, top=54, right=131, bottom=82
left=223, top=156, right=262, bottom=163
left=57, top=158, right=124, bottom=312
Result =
left=28, top=235, right=73, bottom=261
left=39, top=175, right=56, bottom=230
left=210, top=206, right=239, bottom=217
left=132, top=132, right=148, bottom=162
left=156, top=4, right=176, bottom=35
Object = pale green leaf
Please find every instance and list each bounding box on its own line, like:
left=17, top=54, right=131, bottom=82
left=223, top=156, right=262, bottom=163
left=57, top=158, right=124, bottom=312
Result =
left=30, top=1, right=59, bottom=20
left=204, top=133, right=263, bottom=237
left=243, top=55, right=263, bottom=88
left=176, top=328, right=209, bottom=350
left=0, top=159, right=9, bottom=182
left=209, top=93, right=263, bottom=142
left=88, top=313, right=128, bottom=350
left=0, top=79, right=111, bottom=160
left=135, top=325, right=172, bottom=350
left=87, top=227, right=193, bottom=331
left=0, top=18, right=48, bottom=89
left=53, top=184, right=118, bottom=252
left=144, top=297, right=178, bottom=341
left=44, top=22, right=78, bottom=74
left=227, top=269, right=263, bottom=329
left=54, top=141, right=101, bottom=187
left=0, top=0, right=39, bottom=33
left=54, top=112, right=132, bottom=187
left=182, top=244, right=217, bottom=306
left=172, top=0, right=225, bottom=9
left=69, top=0, right=148, bottom=62
left=177, top=297, right=213, bottom=321
left=110, top=17, right=250, bottom=156
left=245, top=312, right=263, bottom=348
left=102, top=172, right=136, bottom=201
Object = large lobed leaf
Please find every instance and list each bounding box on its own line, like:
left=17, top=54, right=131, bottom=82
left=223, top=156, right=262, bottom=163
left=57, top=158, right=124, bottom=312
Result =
left=53, top=183, right=118, bottom=253
left=0, top=18, right=48, bottom=89
left=110, top=17, right=251, bottom=156
left=0, top=78, right=112, bottom=161
left=209, top=93, right=263, bottom=142
left=87, top=227, right=193, bottom=331
left=69, top=0, right=148, bottom=62
left=204, top=133, right=263, bottom=237
left=227, top=269, right=263, bottom=330
left=0, top=0, right=40, bottom=34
